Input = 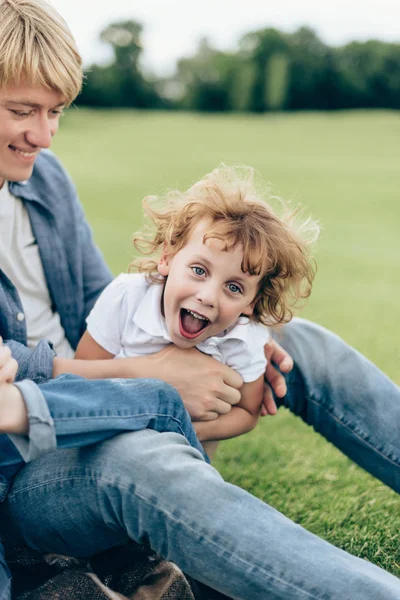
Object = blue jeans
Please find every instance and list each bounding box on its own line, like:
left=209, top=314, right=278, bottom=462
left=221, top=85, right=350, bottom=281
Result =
left=0, top=319, right=399, bottom=599
left=6, top=375, right=207, bottom=465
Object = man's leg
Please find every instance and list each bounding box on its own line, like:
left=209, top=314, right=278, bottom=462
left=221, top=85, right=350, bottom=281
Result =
left=7, top=374, right=207, bottom=463
left=0, top=430, right=398, bottom=600
left=0, top=543, right=10, bottom=600
left=276, top=318, right=400, bottom=492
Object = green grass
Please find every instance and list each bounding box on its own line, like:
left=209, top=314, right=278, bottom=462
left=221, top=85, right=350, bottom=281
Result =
left=52, top=108, right=400, bottom=576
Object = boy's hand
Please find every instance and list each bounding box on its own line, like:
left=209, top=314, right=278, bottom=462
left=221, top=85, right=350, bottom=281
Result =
left=0, top=337, right=18, bottom=383
left=262, top=339, right=293, bottom=416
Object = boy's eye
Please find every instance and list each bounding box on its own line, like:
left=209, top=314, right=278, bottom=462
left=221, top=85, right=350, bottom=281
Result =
left=227, top=283, right=242, bottom=294
left=192, top=266, right=206, bottom=277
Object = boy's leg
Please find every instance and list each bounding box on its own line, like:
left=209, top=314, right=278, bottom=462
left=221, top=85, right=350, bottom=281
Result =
left=0, top=430, right=399, bottom=600
left=6, top=374, right=207, bottom=462
left=276, top=318, right=400, bottom=492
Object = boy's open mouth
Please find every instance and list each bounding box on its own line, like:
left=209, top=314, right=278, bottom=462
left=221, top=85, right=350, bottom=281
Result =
left=179, top=308, right=210, bottom=339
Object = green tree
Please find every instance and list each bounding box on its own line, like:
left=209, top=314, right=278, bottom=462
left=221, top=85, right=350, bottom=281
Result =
left=175, top=38, right=236, bottom=111
left=286, top=27, right=338, bottom=110
left=335, top=41, right=400, bottom=109
left=78, top=20, right=163, bottom=108
left=238, top=28, right=290, bottom=112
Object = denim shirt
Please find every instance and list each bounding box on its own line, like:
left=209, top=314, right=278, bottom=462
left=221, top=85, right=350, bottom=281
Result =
left=0, top=150, right=113, bottom=497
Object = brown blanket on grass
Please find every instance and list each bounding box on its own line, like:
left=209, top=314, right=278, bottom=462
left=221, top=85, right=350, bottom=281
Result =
left=5, top=541, right=231, bottom=600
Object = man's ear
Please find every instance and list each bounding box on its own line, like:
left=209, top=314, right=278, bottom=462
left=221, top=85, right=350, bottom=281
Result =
left=157, top=244, right=171, bottom=276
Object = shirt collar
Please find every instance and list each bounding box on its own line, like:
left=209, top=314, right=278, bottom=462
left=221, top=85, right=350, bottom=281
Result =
left=133, top=279, right=171, bottom=341
left=198, top=316, right=253, bottom=348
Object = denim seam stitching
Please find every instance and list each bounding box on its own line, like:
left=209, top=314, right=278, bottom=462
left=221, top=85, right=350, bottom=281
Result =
left=51, top=414, right=188, bottom=437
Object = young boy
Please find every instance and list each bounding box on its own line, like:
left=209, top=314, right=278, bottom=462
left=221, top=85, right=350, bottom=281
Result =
left=73, top=164, right=319, bottom=451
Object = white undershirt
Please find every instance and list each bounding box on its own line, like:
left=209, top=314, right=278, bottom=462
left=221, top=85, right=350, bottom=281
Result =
left=0, top=182, right=74, bottom=358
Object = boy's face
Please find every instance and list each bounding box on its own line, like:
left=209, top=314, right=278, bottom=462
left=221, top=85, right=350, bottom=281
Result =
left=0, top=83, right=65, bottom=189
left=158, top=220, right=262, bottom=349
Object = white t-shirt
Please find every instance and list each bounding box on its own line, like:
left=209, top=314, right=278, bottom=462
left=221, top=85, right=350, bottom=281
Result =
left=0, top=182, right=74, bottom=357
left=86, top=273, right=271, bottom=382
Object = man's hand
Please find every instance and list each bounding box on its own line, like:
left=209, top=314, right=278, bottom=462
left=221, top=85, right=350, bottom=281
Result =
left=262, top=338, right=293, bottom=416
left=150, top=345, right=242, bottom=421
left=0, top=337, right=18, bottom=383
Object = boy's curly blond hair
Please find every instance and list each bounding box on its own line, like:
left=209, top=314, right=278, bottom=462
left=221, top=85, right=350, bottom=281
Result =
left=131, top=165, right=320, bottom=326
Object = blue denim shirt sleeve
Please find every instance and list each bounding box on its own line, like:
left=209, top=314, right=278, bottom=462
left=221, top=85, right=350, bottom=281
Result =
left=5, top=339, right=55, bottom=384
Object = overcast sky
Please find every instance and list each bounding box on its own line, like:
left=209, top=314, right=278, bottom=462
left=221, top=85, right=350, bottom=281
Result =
left=51, top=0, right=400, bottom=75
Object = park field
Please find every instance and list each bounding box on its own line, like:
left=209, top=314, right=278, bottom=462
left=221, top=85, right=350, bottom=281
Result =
left=53, top=108, right=400, bottom=576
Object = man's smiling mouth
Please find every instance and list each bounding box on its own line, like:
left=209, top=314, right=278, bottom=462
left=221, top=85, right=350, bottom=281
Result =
left=179, top=308, right=210, bottom=339
left=9, top=145, right=38, bottom=158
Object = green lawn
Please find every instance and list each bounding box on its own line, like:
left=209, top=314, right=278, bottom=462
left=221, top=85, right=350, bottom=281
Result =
left=52, top=108, right=400, bottom=576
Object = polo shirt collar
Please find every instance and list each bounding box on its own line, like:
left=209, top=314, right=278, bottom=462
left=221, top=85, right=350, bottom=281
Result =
left=133, top=280, right=171, bottom=340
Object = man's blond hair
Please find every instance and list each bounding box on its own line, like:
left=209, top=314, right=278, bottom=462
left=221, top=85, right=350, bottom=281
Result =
left=0, top=0, right=82, bottom=105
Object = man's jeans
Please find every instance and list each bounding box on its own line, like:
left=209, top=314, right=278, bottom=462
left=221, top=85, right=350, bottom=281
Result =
left=0, top=319, right=399, bottom=600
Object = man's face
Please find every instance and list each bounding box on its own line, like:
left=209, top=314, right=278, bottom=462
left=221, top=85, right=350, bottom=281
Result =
left=157, top=220, right=262, bottom=349
left=0, top=83, right=65, bottom=188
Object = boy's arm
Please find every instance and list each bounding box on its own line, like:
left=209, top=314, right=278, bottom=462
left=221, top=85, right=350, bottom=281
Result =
left=193, top=374, right=264, bottom=442
left=53, top=331, right=119, bottom=378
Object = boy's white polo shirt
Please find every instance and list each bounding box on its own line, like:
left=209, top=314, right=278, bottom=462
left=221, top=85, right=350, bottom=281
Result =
left=86, top=273, right=271, bottom=382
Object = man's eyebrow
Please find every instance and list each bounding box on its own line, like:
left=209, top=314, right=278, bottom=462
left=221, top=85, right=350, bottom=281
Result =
left=2, top=100, right=65, bottom=108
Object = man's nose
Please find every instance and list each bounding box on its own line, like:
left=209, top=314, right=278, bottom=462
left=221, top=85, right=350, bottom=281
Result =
left=25, top=116, right=54, bottom=149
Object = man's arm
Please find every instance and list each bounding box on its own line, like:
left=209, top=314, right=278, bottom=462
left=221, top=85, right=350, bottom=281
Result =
left=54, top=332, right=243, bottom=421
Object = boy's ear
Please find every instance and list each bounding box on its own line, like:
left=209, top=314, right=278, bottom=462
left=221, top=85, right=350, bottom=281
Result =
left=241, top=293, right=259, bottom=316
left=157, top=244, right=171, bottom=276
left=241, top=300, right=256, bottom=316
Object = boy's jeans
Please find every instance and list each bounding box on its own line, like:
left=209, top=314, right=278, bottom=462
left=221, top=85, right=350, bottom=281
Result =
left=8, top=375, right=207, bottom=466
left=0, top=318, right=399, bottom=600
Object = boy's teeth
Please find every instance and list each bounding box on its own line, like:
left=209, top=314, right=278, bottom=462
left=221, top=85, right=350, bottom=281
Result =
left=187, top=310, right=207, bottom=320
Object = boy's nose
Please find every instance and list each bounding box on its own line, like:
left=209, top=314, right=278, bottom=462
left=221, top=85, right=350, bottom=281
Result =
left=196, top=284, right=218, bottom=308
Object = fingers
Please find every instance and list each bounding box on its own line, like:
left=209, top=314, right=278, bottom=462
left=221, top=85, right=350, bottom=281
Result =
left=0, top=340, right=18, bottom=383
left=262, top=383, right=278, bottom=415
left=221, top=363, right=243, bottom=390
left=0, top=343, right=12, bottom=368
left=265, top=360, right=287, bottom=398
left=217, top=384, right=241, bottom=406
left=264, top=339, right=293, bottom=373
left=199, top=411, right=220, bottom=422
left=0, top=359, right=18, bottom=383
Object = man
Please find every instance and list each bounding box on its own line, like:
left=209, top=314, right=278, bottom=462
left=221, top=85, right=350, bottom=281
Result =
left=0, top=1, right=398, bottom=599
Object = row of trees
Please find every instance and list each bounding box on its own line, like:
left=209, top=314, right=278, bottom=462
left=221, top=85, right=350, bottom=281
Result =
left=77, top=21, right=400, bottom=111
